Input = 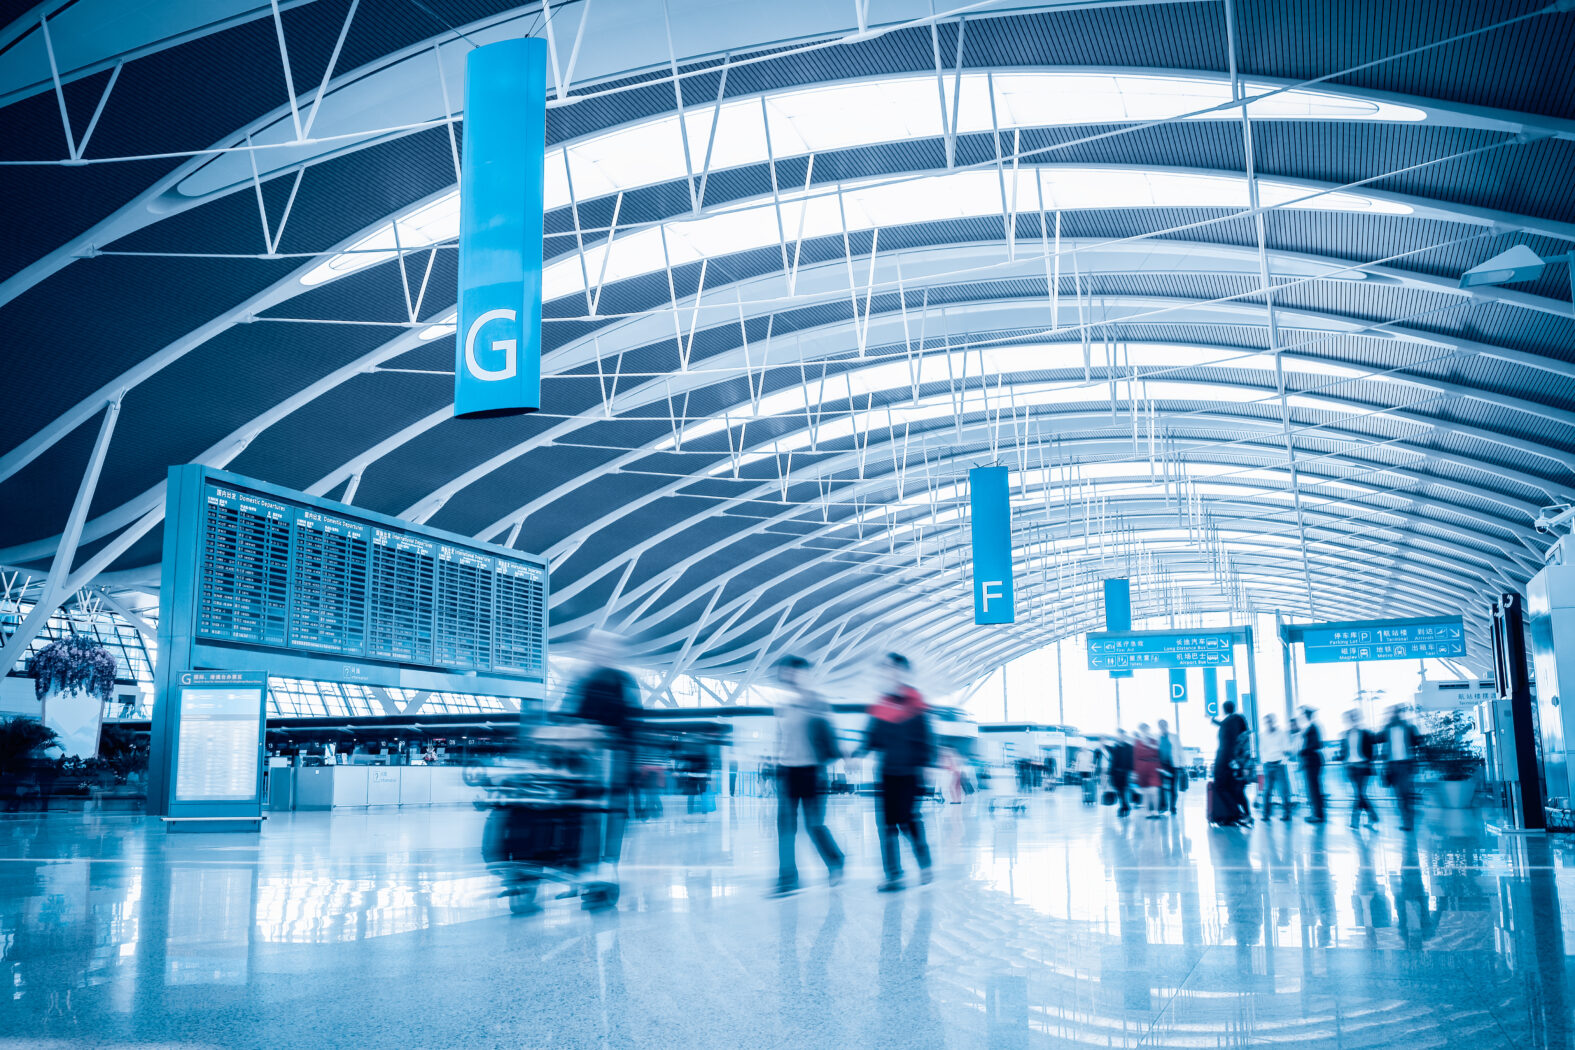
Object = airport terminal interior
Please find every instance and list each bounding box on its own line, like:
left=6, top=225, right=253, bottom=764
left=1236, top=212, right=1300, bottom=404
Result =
left=3, top=0, right=1575, bottom=1046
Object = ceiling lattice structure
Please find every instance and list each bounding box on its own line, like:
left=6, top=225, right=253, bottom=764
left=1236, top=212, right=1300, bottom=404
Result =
left=3, top=0, right=1573, bottom=694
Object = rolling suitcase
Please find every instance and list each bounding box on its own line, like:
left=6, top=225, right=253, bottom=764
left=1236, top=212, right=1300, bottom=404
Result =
left=1206, top=779, right=1231, bottom=825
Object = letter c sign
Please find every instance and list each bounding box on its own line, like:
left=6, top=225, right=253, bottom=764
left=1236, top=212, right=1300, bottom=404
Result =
left=465, top=309, right=518, bottom=381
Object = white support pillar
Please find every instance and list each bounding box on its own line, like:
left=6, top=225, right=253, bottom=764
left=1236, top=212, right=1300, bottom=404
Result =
left=0, top=399, right=120, bottom=673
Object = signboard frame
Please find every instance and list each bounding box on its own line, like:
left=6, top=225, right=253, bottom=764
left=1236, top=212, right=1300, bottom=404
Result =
left=163, top=670, right=268, bottom=823
left=1281, top=615, right=1465, bottom=664
left=149, top=465, right=551, bottom=816
left=1086, top=628, right=1237, bottom=671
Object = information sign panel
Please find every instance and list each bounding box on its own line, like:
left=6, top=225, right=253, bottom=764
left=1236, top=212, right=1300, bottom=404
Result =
left=172, top=671, right=266, bottom=804
left=1086, top=629, right=1235, bottom=670
left=1295, top=616, right=1465, bottom=664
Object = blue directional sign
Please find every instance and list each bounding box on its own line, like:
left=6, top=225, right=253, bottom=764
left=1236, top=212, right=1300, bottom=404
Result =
left=1291, top=615, right=1465, bottom=664
left=1086, top=629, right=1235, bottom=671
left=1167, top=669, right=1188, bottom=703
left=970, top=466, right=1014, bottom=625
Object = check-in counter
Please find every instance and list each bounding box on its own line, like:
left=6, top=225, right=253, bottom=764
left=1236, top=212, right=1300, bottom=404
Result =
left=292, top=765, right=482, bottom=809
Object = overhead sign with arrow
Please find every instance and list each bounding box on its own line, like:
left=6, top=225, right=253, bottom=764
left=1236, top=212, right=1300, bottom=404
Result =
left=1288, top=615, right=1466, bottom=664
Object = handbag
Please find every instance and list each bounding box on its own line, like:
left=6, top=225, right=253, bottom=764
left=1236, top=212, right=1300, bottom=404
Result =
left=1101, top=789, right=1117, bottom=806
left=1177, top=769, right=1190, bottom=792
left=808, top=714, right=841, bottom=765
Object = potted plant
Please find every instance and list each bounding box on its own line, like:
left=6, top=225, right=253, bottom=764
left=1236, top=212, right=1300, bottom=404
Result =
left=30, top=633, right=118, bottom=759
left=1417, top=710, right=1483, bottom=808
left=0, top=716, right=60, bottom=810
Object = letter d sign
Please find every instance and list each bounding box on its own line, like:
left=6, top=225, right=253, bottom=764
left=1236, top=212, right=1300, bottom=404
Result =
left=455, top=39, right=547, bottom=418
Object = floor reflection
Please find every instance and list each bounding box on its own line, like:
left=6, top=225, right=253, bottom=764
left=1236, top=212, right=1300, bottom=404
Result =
left=2, top=795, right=1574, bottom=1048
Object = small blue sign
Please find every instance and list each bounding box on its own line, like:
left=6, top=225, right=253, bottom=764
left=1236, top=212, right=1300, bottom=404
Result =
left=1203, top=667, right=1219, bottom=718
left=1294, top=615, right=1465, bottom=664
left=1086, top=629, right=1235, bottom=671
left=970, top=466, right=1014, bottom=625
left=1168, top=668, right=1188, bottom=703
left=456, top=38, right=547, bottom=418
left=1103, top=578, right=1132, bottom=678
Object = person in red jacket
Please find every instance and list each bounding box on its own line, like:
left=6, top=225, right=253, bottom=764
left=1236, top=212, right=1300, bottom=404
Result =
left=853, top=653, right=935, bottom=892
left=1133, top=723, right=1161, bottom=818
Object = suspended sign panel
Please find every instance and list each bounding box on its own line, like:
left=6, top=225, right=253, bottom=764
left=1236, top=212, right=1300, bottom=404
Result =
left=1086, top=629, right=1235, bottom=670
left=455, top=38, right=547, bottom=418
left=1289, top=615, right=1465, bottom=664
left=1168, top=669, right=1188, bottom=703
left=970, top=466, right=1015, bottom=624
left=1103, top=578, right=1132, bottom=679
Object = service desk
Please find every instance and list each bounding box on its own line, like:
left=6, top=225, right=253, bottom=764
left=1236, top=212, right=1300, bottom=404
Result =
left=292, top=765, right=481, bottom=809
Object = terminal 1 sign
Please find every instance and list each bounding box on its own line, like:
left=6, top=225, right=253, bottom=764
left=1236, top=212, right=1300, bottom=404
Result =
left=1287, top=615, right=1465, bottom=664
left=1086, top=629, right=1235, bottom=671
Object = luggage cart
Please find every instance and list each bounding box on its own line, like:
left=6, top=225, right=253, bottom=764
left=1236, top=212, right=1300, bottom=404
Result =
left=475, top=724, right=621, bottom=915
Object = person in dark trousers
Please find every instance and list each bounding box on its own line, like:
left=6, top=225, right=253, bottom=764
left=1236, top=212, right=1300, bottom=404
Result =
left=1380, top=705, right=1423, bottom=831
left=1212, top=700, right=1251, bottom=826
left=855, top=653, right=935, bottom=892
left=1259, top=713, right=1292, bottom=822
left=565, top=630, right=644, bottom=871
left=1107, top=730, right=1135, bottom=818
left=770, top=656, right=845, bottom=897
left=1156, top=720, right=1179, bottom=814
left=1299, top=706, right=1326, bottom=824
left=1339, top=709, right=1380, bottom=829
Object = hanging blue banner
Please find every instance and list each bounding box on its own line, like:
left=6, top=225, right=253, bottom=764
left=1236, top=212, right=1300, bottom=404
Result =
left=1203, top=667, right=1219, bottom=717
left=1103, top=578, right=1132, bottom=678
left=1168, top=668, right=1188, bottom=703
left=456, top=38, right=547, bottom=418
left=970, top=466, right=1014, bottom=625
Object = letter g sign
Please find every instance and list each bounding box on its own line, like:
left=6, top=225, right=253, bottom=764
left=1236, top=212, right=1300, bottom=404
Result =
left=464, top=309, right=518, bottom=382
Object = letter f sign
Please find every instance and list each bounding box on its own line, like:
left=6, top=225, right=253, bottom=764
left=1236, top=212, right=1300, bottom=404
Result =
left=981, top=581, right=1004, bottom=613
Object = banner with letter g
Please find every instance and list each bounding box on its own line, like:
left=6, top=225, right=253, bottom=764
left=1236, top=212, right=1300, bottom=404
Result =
left=456, top=38, right=547, bottom=418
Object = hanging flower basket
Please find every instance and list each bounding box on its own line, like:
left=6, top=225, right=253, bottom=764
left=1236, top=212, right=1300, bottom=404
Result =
left=31, top=634, right=118, bottom=704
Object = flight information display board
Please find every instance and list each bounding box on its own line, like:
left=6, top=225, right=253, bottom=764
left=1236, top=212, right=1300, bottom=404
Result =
left=173, top=671, right=267, bottom=802
left=1292, top=616, right=1465, bottom=664
left=176, top=467, right=548, bottom=684
left=1086, top=629, right=1236, bottom=670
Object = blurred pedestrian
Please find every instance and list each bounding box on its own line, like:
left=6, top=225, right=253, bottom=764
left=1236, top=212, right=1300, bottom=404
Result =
left=1156, top=719, right=1179, bottom=814
left=854, top=653, right=935, bottom=892
left=1107, top=730, right=1134, bottom=818
left=769, top=655, right=845, bottom=897
left=1381, top=705, right=1422, bottom=831
left=1134, top=723, right=1161, bottom=817
left=1339, top=709, right=1380, bottom=829
left=565, top=630, right=644, bottom=872
left=1299, top=706, right=1326, bottom=824
left=1259, top=713, right=1292, bottom=822
left=1211, top=700, right=1251, bottom=826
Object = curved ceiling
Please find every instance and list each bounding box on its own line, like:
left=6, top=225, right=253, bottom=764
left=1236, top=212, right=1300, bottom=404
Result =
left=3, top=0, right=1574, bottom=693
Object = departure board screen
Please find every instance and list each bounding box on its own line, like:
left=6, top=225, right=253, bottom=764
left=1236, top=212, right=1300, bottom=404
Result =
left=191, top=479, right=547, bottom=681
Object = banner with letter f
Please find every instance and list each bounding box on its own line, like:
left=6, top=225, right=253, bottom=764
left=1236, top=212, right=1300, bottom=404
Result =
left=970, top=466, right=1015, bottom=625
left=455, top=38, right=547, bottom=418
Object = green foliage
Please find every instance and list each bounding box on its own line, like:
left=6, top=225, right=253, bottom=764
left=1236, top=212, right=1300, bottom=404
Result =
left=31, top=634, right=119, bottom=704
left=0, top=716, right=59, bottom=767
left=1418, top=710, right=1482, bottom=781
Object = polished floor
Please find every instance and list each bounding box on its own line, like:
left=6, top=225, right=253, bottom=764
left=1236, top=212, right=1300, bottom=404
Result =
left=2, top=788, right=1572, bottom=1049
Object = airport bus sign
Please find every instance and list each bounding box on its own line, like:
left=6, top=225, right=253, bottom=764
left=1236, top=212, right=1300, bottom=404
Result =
left=1085, top=629, right=1235, bottom=671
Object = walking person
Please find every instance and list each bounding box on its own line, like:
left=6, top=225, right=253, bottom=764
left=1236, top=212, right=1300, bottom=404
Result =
left=1259, top=713, right=1293, bottom=822
left=1212, top=700, right=1251, bottom=826
left=1156, top=720, right=1179, bottom=814
left=854, top=653, right=935, bottom=892
left=1339, top=709, right=1380, bottom=829
left=1134, top=724, right=1161, bottom=817
left=769, top=656, right=846, bottom=897
left=1299, top=706, right=1326, bottom=824
left=1380, top=705, right=1423, bottom=831
left=1107, top=730, right=1135, bottom=818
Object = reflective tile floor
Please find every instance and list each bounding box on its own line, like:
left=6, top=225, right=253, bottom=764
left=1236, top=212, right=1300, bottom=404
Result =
left=2, top=791, right=1573, bottom=1048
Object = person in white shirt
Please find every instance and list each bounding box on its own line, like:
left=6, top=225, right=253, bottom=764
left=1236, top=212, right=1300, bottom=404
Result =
left=1259, top=714, right=1292, bottom=821
left=770, top=655, right=846, bottom=897
left=1381, top=705, right=1423, bottom=831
